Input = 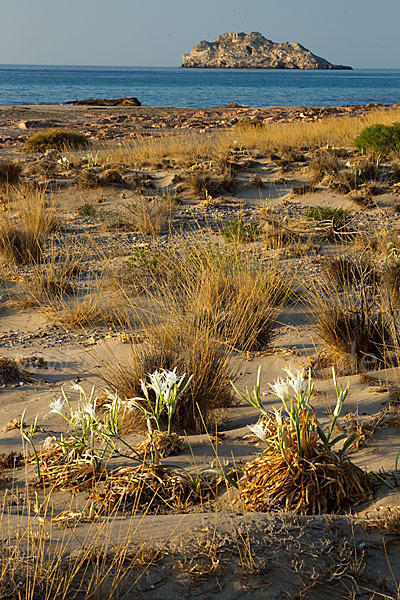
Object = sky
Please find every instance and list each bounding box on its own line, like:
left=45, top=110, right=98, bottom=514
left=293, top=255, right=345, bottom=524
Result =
left=1, top=0, right=399, bottom=68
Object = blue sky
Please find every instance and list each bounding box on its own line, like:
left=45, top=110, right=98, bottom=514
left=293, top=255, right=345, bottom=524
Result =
left=2, top=0, right=399, bottom=68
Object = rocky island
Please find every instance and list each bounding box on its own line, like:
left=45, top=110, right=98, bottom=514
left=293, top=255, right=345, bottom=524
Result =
left=182, top=32, right=352, bottom=70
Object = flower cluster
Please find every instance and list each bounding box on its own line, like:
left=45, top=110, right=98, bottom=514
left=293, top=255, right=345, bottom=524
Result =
left=233, top=366, right=354, bottom=461
left=128, top=368, right=192, bottom=453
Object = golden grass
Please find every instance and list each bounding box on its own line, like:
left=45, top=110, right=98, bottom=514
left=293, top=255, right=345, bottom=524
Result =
left=100, top=108, right=400, bottom=169
left=123, top=194, right=173, bottom=236
left=102, top=240, right=290, bottom=432
left=0, top=186, right=61, bottom=264
left=135, top=431, right=184, bottom=459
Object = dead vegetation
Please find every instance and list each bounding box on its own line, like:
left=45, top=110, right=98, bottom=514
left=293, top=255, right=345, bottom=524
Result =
left=3, top=104, right=400, bottom=599
left=123, top=195, right=173, bottom=235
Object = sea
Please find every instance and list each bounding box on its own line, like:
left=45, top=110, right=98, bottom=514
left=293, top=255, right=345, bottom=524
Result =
left=0, top=65, right=399, bottom=108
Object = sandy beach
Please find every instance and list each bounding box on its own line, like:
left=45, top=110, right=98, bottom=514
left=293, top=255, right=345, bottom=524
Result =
left=1, top=102, right=400, bottom=599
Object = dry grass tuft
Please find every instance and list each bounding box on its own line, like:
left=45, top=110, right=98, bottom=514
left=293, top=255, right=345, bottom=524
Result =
left=135, top=431, right=184, bottom=459
left=239, top=448, right=371, bottom=514
left=382, top=261, right=400, bottom=306
left=308, top=151, right=341, bottom=182
left=0, top=186, right=61, bottom=264
left=0, top=224, right=43, bottom=264
left=124, top=195, right=173, bottom=235
left=0, top=356, right=31, bottom=386
left=313, top=294, right=391, bottom=372
left=187, top=170, right=235, bottom=199
left=29, top=445, right=103, bottom=490
left=0, top=160, right=22, bottom=185
left=91, top=464, right=220, bottom=514
left=325, top=255, right=379, bottom=288
left=102, top=320, right=235, bottom=433
left=372, top=506, right=400, bottom=534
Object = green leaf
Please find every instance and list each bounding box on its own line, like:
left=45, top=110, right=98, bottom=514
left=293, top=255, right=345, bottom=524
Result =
left=340, top=433, right=357, bottom=454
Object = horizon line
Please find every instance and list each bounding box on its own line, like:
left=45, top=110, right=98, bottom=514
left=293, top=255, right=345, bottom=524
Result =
left=0, top=63, right=398, bottom=70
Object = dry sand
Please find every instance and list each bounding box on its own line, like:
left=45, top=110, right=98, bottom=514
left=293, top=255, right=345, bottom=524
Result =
left=0, top=103, right=400, bottom=599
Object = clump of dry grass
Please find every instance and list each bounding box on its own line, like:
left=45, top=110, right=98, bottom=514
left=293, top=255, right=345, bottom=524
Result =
left=239, top=448, right=371, bottom=514
left=45, top=291, right=129, bottom=329
left=0, top=225, right=43, bottom=264
left=382, top=261, right=400, bottom=306
left=325, top=255, right=379, bottom=288
left=91, top=464, right=220, bottom=514
left=75, top=170, right=100, bottom=188
left=124, top=195, right=173, bottom=235
left=312, top=291, right=391, bottom=372
left=0, top=160, right=22, bottom=185
left=263, top=219, right=301, bottom=250
left=12, top=259, right=77, bottom=309
left=135, top=431, right=184, bottom=459
left=372, top=507, right=400, bottom=534
left=126, top=241, right=290, bottom=352
left=101, top=319, right=234, bottom=433
left=187, top=170, right=235, bottom=199
left=308, top=150, right=341, bottom=182
left=291, top=183, right=316, bottom=196
left=0, top=357, right=31, bottom=386
left=0, top=187, right=61, bottom=264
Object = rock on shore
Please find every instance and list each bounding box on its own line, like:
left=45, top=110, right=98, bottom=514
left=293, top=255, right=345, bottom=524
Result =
left=182, top=32, right=352, bottom=70
left=68, top=97, right=141, bottom=107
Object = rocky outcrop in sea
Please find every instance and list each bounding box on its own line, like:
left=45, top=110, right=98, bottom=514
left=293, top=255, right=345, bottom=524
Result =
left=182, top=32, right=352, bottom=70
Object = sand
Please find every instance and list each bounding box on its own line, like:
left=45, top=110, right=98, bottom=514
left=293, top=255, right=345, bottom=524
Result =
left=0, top=103, right=400, bottom=599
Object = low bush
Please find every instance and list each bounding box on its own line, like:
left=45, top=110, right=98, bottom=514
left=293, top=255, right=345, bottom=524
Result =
left=221, top=219, right=260, bottom=243
left=22, top=129, right=88, bottom=153
left=355, top=123, right=400, bottom=155
left=305, top=206, right=349, bottom=230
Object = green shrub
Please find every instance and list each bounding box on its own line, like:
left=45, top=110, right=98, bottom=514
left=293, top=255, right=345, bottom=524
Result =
left=305, top=206, right=349, bottom=229
left=22, top=129, right=88, bottom=153
left=355, top=123, right=400, bottom=155
left=221, top=219, right=260, bottom=243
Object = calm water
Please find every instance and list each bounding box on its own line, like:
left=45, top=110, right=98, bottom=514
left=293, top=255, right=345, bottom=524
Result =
left=0, top=65, right=399, bottom=108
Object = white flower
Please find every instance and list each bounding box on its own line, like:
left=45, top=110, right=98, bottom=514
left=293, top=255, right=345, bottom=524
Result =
left=345, top=161, right=351, bottom=167
left=48, top=396, right=65, bottom=416
left=269, top=378, right=290, bottom=401
left=163, top=367, right=181, bottom=389
left=246, top=422, right=268, bottom=441
left=147, top=370, right=164, bottom=396
left=284, top=368, right=309, bottom=396
left=42, top=435, right=57, bottom=449
left=82, top=400, right=97, bottom=420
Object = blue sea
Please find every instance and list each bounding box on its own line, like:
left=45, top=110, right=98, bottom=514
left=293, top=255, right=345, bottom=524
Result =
left=0, top=65, right=399, bottom=108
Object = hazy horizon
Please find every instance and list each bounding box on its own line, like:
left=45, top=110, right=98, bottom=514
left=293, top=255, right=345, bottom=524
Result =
left=2, top=0, right=399, bottom=69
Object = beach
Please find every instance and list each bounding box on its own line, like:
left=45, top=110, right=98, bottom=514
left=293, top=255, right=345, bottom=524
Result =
left=1, top=101, right=400, bottom=598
